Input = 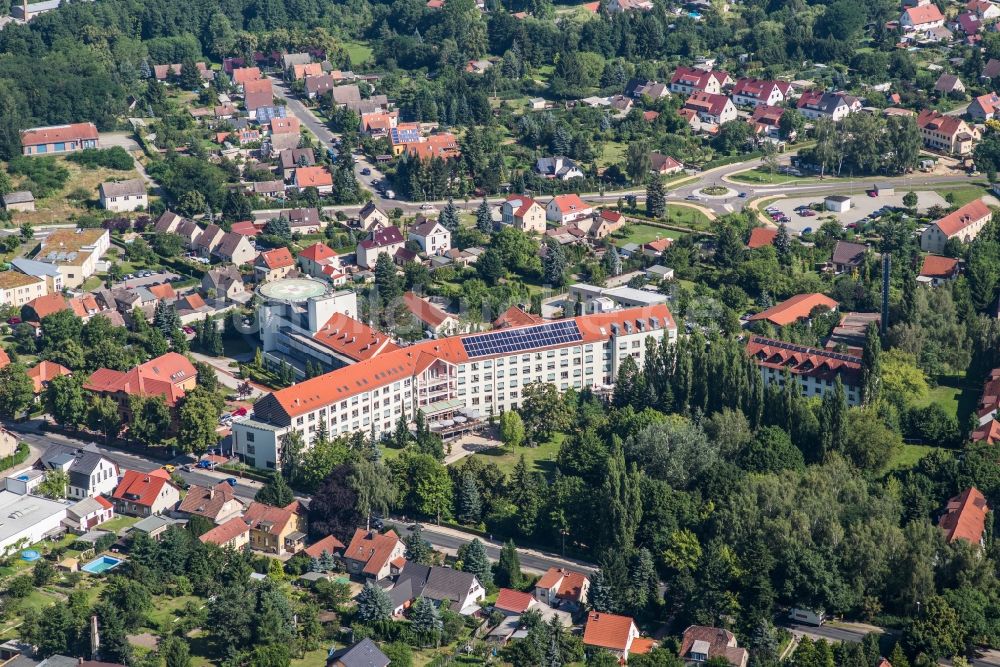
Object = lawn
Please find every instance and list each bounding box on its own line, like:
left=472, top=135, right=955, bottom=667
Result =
left=99, top=515, right=141, bottom=533
left=729, top=168, right=829, bottom=186
left=471, top=433, right=565, bottom=475
left=342, top=40, right=373, bottom=66
left=936, top=183, right=992, bottom=207
left=145, top=594, right=201, bottom=633
left=912, top=375, right=978, bottom=425
left=614, top=224, right=683, bottom=246
left=598, top=142, right=626, bottom=168
left=888, top=444, right=950, bottom=472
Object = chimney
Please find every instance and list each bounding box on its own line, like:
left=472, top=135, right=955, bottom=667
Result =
left=208, top=487, right=215, bottom=499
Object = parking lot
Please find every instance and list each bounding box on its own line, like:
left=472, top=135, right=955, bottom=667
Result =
left=113, top=270, right=180, bottom=290
left=766, top=190, right=952, bottom=233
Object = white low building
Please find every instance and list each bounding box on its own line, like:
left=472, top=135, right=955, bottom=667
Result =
left=0, top=490, right=70, bottom=556
left=99, top=179, right=148, bottom=212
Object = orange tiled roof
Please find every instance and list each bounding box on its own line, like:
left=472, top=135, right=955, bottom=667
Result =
left=83, top=352, right=196, bottom=406
left=259, top=305, right=675, bottom=420
left=295, top=166, right=333, bottom=188
left=25, top=294, right=69, bottom=319
left=344, top=528, right=402, bottom=575
left=932, top=199, right=991, bottom=237
left=312, top=313, right=399, bottom=362
left=550, top=194, right=590, bottom=214
left=304, top=534, right=347, bottom=558
left=243, top=500, right=300, bottom=535
left=27, top=360, right=70, bottom=393
left=920, top=254, right=960, bottom=279
left=199, top=516, right=250, bottom=546
left=21, top=123, right=98, bottom=147
left=148, top=283, right=177, bottom=300
left=493, top=306, right=543, bottom=329
left=259, top=247, right=295, bottom=270
left=939, top=487, right=989, bottom=544
left=495, top=588, right=535, bottom=613
left=299, top=242, right=337, bottom=262
left=748, top=293, right=838, bottom=326
left=403, top=292, right=453, bottom=328
left=905, top=3, right=945, bottom=23
left=583, top=611, right=637, bottom=651
left=111, top=469, right=174, bottom=508
left=748, top=227, right=778, bottom=249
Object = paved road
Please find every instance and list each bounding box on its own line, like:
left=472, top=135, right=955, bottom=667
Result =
left=5, top=420, right=262, bottom=500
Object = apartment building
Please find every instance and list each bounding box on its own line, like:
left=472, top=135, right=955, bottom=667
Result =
left=232, top=305, right=678, bottom=469
left=0, top=271, right=47, bottom=307
left=745, top=337, right=863, bottom=405
left=34, top=228, right=110, bottom=289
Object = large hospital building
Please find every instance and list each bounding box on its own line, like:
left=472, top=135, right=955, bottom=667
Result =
left=232, top=304, right=677, bottom=470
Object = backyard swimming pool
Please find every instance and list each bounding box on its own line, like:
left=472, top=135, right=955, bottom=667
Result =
left=81, top=555, right=122, bottom=574
left=20, top=549, right=40, bottom=562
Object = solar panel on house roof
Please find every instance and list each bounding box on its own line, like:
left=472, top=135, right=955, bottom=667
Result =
left=751, top=337, right=861, bottom=363
left=461, top=320, right=583, bottom=358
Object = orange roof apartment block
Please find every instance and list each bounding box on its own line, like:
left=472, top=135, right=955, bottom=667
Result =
left=921, top=199, right=992, bottom=254
left=939, top=487, right=989, bottom=545
left=748, top=293, right=839, bottom=327
left=84, top=352, right=197, bottom=406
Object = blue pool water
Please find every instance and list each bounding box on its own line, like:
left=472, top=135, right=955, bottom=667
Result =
left=20, top=549, right=40, bottom=561
left=81, top=556, right=122, bottom=574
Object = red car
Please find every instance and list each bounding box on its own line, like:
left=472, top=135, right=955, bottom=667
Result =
left=867, top=190, right=877, bottom=197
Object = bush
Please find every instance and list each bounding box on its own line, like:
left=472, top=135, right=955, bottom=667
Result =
left=6, top=574, right=33, bottom=597
left=8, top=157, right=69, bottom=198
left=66, top=147, right=134, bottom=170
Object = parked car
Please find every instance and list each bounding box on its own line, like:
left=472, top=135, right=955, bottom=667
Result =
left=867, top=190, right=877, bottom=197
left=224, top=478, right=237, bottom=487
left=802, top=227, right=813, bottom=234
left=360, top=167, right=371, bottom=175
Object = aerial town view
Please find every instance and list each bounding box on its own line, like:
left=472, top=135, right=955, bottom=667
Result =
left=0, top=0, right=999, bottom=665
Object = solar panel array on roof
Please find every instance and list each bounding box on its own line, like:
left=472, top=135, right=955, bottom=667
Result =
left=462, top=320, right=582, bottom=358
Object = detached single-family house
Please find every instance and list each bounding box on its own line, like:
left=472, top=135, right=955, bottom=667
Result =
left=279, top=148, right=316, bottom=179
left=111, top=469, right=181, bottom=517
left=356, top=225, right=405, bottom=269
left=176, top=482, right=246, bottom=524
left=244, top=500, right=307, bottom=555
left=502, top=195, right=547, bottom=234
left=939, top=487, right=989, bottom=546
left=403, top=292, right=460, bottom=336
left=392, top=562, right=487, bottom=614
left=650, top=153, right=684, bottom=175
left=327, top=639, right=390, bottom=667
left=343, top=528, right=406, bottom=580
left=921, top=198, right=992, bottom=252
left=294, top=166, right=333, bottom=194
left=934, top=73, right=966, bottom=95
left=203, top=266, right=246, bottom=302
left=536, top=156, right=584, bottom=180
left=546, top=194, right=594, bottom=224
left=27, top=360, right=70, bottom=395
left=243, top=79, right=275, bottom=117
left=255, top=247, right=295, bottom=282
left=41, top=449, right=119, bottom=499
left=583, top=612, right=654, bottom=663
left=680, top=626, right=749, bottom=667
left=99, top=179, right=147, bottom=212
left=297, top=242, right=342, bottom=282
left=194, top=224, right=226, bottom=255
left=64, top=496, right=114, bottom=532
left=969, top=92, right=1000, bottom=121
left=901, top=3, right=946, bottom=31
left=830, top=240, right=869, bottom=274
left=408, top=219, right=451, bottom=255
left=358, top=202, right=390, bottom=231
left=534, top=567, right=590, bottom=610
left=918, top=254, right=961, bottom=285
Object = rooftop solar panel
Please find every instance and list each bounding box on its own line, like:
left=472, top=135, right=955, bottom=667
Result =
left=461, top=320, right=583, bottom=358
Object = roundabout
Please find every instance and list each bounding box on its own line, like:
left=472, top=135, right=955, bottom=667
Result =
left=694, top=185, right=739, bottom=199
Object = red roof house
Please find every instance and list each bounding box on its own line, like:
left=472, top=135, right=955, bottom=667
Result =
left=748, top=293, right=839, bottom=327
left=939, top=487, right=989, bottom=545
left=111, top=469, right=180, bottom=517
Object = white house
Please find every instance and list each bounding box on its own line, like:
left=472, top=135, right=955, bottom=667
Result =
left=98, top=179, right=148, bottom=212
left=796, top=91, right=862, bottom=121
left=731, top=79, right=791, bottom=108
left=408, top=219, right=451, bottom=256
left=546, top=194, right=594, bottom=224
left=683, top=92, right=737, bottom=125
left=901, top=3, right=946, bottom=30
left=41, top=449, right=120, bottom=500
